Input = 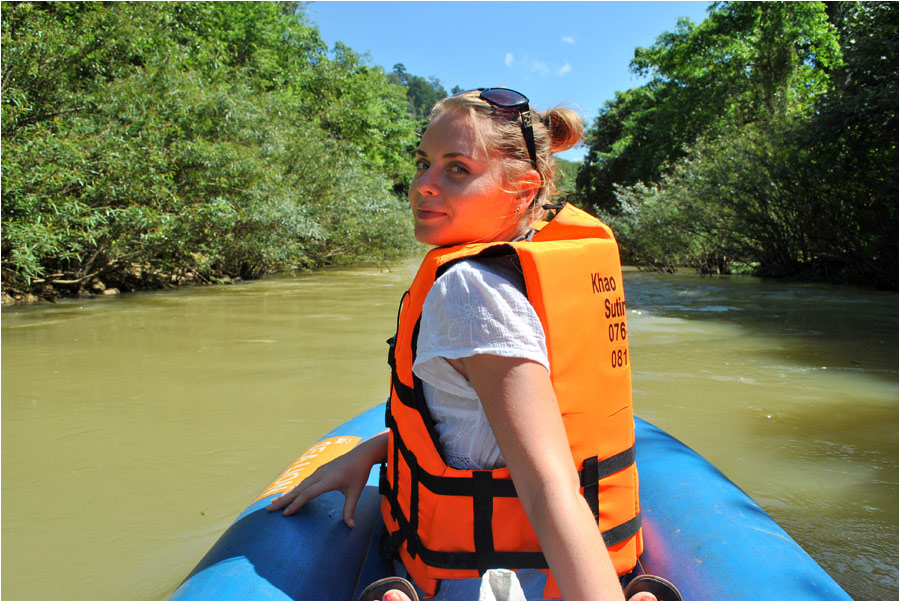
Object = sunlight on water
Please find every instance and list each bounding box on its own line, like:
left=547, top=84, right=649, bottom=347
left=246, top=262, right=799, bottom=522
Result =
left=2, top=261, right=896, bottom=600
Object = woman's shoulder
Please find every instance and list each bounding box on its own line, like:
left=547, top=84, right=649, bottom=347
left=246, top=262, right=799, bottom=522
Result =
left=437, top=256, right=526, bottom=296
left=417, top=255, right=549, bottom=374
left=424, top=256, right=542, bottom=349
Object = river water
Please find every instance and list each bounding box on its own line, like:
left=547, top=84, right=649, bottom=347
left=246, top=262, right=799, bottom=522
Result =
left=2, top=259, right=897, bottom=601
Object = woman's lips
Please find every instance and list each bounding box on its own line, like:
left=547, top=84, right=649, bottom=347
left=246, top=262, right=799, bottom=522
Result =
left=416, top=209, right=445, bottom=219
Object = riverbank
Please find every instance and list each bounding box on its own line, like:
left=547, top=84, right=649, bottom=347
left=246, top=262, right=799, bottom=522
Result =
left=1, top=249, right=414, bottom=306
left=1, top=267, right=237, bottom=306
left=7, top=256, right=893, bottom=308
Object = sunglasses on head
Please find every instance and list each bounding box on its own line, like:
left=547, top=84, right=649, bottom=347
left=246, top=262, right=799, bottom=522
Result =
left=457, top=87, right=538, bottom=169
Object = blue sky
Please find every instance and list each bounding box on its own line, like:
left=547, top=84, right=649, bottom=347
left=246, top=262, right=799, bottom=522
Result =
left=305, top=1, right=712, bottom=161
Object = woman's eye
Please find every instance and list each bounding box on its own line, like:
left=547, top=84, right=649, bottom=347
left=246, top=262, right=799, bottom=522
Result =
left=448, top=164, right=469, bottom=175
left=414, top=159, right=429, bottom=171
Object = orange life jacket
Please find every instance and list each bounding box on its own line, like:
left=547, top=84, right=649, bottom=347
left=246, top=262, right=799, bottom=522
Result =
left=380, top=204, right=642, bottom=598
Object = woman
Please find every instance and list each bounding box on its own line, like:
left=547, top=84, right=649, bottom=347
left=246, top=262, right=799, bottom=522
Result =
left=268, top=89, right=644, bottom=601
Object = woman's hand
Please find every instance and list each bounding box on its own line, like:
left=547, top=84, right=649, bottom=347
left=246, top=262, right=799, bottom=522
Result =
left=266, top=431, right=388, bottom=528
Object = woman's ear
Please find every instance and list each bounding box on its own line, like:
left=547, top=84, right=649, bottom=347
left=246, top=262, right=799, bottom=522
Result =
left=515, top=169, right=542, bottom=207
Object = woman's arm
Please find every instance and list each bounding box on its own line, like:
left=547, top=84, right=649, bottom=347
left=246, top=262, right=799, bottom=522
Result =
left=454, top=354, right=626, bottom=601
left=266, top=430, right=388, bottom=528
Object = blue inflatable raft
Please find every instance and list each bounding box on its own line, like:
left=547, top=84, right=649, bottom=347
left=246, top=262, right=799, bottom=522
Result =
left=171, top=404, right=851, bottom=600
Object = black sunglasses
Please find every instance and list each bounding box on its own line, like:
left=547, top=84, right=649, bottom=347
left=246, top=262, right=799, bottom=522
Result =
left=458, top=87, right=538, bottom=169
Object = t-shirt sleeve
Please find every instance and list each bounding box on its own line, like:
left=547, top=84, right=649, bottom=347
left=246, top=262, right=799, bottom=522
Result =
left=413, top=260, right=550, bottom=396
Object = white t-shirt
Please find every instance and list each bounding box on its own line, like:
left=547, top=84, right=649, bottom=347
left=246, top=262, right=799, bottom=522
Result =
left=412, top=259, right=550, bottom=470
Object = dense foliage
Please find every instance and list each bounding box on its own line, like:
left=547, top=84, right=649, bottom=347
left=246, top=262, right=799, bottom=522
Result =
left=554, top=158, right=579, bottom=198
left=2, top=2, right=420, bottom=300
left=3, top=2, right=894, bottom=301
left=577, top=1, right=897, bottom=288
left=389, top=63, right=448, bottom=122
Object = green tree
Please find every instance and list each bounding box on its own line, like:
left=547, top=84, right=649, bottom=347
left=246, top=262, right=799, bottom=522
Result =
left=582, top=1, right=895, bottom=288
left=2, top=2, right=418, bottom=300
left=295, top=46, right=417, bottom=184
left=577, top=1, right=842, bottom=213
left=554, top=158, right=580, bottom=199
left=611, top=106, right=896, bottom=287
left=801, top=1, right=898, bottom=285
left=575, top=87, right=660, bottom=213
left=389, top=63, right=448, bottom=121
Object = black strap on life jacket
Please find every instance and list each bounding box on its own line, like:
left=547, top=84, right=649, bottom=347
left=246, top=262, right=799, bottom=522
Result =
left=580, top=447, right=636, bottom=521
left=381, top=391, right=642, bottom=570
left=473, top=470, right=496, bottom=574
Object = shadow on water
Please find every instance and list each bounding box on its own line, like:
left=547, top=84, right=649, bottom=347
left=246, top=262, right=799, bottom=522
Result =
left=623, top=270, right=898, bottom=382
left=752, top=399, right=898, bottom=601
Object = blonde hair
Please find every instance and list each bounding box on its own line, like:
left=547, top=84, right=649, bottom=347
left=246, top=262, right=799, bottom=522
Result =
left=429, top=90, right=583, bottom=220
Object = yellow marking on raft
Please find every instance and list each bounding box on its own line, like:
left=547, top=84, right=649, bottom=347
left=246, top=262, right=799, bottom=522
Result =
left=255, top=436, right=361, bottom=502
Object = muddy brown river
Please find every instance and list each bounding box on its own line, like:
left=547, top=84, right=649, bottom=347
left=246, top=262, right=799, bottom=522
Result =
left=2, top=259, right=896, bottom=600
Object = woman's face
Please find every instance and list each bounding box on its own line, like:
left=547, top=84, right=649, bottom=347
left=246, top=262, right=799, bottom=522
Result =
left=410, top=111, right=527, bottom=247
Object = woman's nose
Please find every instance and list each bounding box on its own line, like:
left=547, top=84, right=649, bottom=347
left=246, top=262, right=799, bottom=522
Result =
left=414, top=168, right=439, bottom=196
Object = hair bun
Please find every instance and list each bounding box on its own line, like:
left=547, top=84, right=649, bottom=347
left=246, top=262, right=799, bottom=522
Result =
left=542, top=107, right=583, bottom=154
